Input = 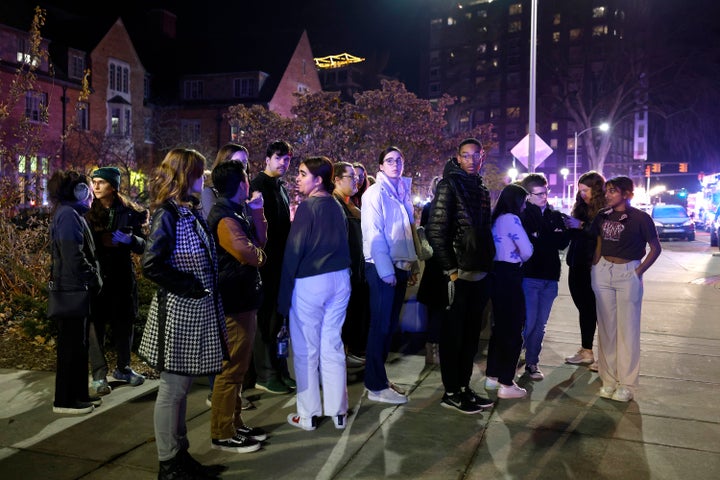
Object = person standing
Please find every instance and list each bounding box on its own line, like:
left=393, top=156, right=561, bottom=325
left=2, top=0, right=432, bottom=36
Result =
left=417, top=176, right=444, bottom=366
left=361, top=146, right=418, bottom=405
left=279, top=156, right=352, bottom=431
left=350, top=161, right=369, bottom=209
left=86, top=166, right=148, bottom=396
left=47, top=171, right=103, bottom=414
left=591, top=176, right=661, bottom=402
left=250, top=140, right=296, bottom=394
left=201, top=143, right=250, bottom=219
left=332, top=161, right=369, bottom=367
left=485, top=183, right=533, bottom=400
left=426, top=139, right=496, bottom=414
left=563, top=171, right=607, bottom=370
left=206, top=161, right=267, bottom=453
left=518, top=173, right=570, bottom=381
left=139, top=148, right=229, bottom=479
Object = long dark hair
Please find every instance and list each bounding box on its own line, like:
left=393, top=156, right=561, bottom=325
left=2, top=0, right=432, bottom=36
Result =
left=492, top=183, right=528, bottom=223
left=302, top=156, right=334, bottom=193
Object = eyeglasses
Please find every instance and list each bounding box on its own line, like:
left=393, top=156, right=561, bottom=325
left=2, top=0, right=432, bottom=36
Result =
left=530, top=190, right=549, bottom=197
left=383, top=157, right=403, bottom=166
left=460, top=152, right=485, bottom=160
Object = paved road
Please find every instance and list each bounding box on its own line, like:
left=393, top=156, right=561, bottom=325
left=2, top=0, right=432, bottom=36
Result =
left=1, top=240, right=719, bottom=479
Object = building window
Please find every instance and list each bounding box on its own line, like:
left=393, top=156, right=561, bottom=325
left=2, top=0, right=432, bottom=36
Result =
left=16, top=37, right=40, bottom=67
left=25, top=91, right=48, bottom=123
left=552, top=31, right=561, bottom=43
left=447, top=17, right=457, bottom=26
left=297, top=83, right=309, bottom=94
left=592, top=25, right=608, bottom=36
left=477, top=43, right=487, bottom=54
left=506, top=107, right=520, bottom=119
left=231, top=125, right=244, bottom=142
left=489, top=108, right=501, bottom=119
left=109, top=61, right=130, bottom=94
left=593, top=7, right=606, bottom=18
left=181, top=120, right=201, bottom=144
left=509, top=3, right=522, bottom=15
left=18, top=155, right=49, bottom=207
left=553, top=13, right=561, bottom=25
left=184, top=80, right=204, bottom=100
left=508, top=20, right=522, bottom=33
left=569, top=28, right=583, bottom=41
left=76, top=102, right=89, bottom=130
left=430, top=18, right=442, bottom=29
left=109, top=105, right=131, bottom=137
left=550, top=138, right=558, bottom=148
left=429, top=83, right=440, bottom=95
left=69, top=52, right=85, bottom=80
left=234, top=78, right=257, bottom=97
left=429, top=67, right=440, bottom=79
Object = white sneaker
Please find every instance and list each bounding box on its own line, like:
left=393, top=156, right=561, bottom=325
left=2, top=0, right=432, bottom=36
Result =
left=497, top=382, right=527, bottom=399
left=598, top=385, right=615, bottom=398
left=565, top=348, right=594, bottom=364
left=611, top=386, right=633, bottom=402
left=367, top=387, right=408, bottom=404
left=588, top=361, right=599, bottom=372
left=287, top=413, right=316, bottom=431
left=333, top=414, right=347, bottom=430
left=484, top=376, right=500, bottom=390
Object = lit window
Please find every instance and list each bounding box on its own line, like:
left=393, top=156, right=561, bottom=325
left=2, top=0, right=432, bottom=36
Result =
left=18, top=155, right=49, bottom=206
left=551, top=122, right=559, bottom=131
left=506, top=107, right=520, bottom=119
left=477, top=43, right=487, bottom=54
left=553, top=32, right=560, bottom=43
left=569, top=28, right=582, bottom=41
left=592, top=25, right=608, bottom=36
left=553, top=14, right=561, bottom=25
left=447, top=17, right=456, bottom=26
left=593, top=7, right=606, bottom=18
left=509, top=3, right=522, bottom=15
left=550, top=138, right=558, bottom=148
left=297, top=83, right=309, bottom=94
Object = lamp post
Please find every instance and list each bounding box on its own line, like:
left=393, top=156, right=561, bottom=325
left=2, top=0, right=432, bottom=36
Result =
left=560, top=167, right=569, bottom=209
left=573, top=122, right=610, bottom=199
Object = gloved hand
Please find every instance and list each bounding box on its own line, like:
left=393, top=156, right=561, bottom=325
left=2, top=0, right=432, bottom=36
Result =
left=111, top=230, right=133, bottom=245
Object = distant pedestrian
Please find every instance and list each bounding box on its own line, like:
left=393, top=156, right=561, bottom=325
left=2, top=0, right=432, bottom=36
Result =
left=591, top=176, right=661, bottom=402
left=86, top=166, right=148, bottom=396
left=426, top=138, right=496, bottom=414
left=518, top=173, right=570, bottom=381
left=350, top=161, right=369, bottom=209
left=201, top=143, right=249, bottom=219
left=563, top=171, right=606, bottom=370
left=485, top=183, right=533, bottom=400
left=47, top=171, right=103, bottom=415
left=279, top=156, right=352, bottom=430
left=140, top=148, right=229, bottom=479
left=361, top=146, right=418, bottom=404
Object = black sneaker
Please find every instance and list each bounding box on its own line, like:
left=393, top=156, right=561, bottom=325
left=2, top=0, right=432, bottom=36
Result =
left=462, top=387, right=494, bottom=409
left=236, top=424, right=267, bottom=442
left=440, top=392, right=483, bottom=414
left=211, top=434, right=261, bottom=453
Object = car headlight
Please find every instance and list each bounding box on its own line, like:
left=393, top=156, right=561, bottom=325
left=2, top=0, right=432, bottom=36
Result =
left=653, top=220, right=664, bottom=227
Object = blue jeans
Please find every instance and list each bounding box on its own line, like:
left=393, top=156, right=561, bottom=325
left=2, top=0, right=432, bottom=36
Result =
left=364, top=263, right=409, bottom=392
left=522, top=278, right=558, bottom=366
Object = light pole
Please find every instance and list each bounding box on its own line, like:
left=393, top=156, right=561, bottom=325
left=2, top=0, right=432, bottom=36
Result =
left=573, top=122, right=610, bottom=199
left=560, top=167, right=569, bottom=209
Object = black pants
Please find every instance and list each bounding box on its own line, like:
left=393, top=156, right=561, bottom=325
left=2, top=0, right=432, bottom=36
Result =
left=487, top=262, right=525, bottom=386
left=55, top=316, right=90, bottom=407
left=341, top=280, right=370, bottom=355
left=568, top=264, right=597, bottom=350
left=439, top=276, right=491, bottom=393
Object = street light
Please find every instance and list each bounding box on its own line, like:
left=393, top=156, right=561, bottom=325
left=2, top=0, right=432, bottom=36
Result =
left=560, top=167, right=569, bottom=209
left=573, top=122, right=610, bottom=199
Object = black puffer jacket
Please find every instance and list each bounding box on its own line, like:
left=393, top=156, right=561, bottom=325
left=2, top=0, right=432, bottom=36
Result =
left=426, top=158, right=495, bottom=274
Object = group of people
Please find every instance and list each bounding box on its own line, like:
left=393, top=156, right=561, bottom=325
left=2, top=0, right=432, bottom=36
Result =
left=47, top=167, right=148, bottom=415
left=46, top=136, right=661, bottom=479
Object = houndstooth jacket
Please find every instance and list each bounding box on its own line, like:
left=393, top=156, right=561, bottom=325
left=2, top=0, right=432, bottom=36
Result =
left=139, top=200, right=228, bottom=376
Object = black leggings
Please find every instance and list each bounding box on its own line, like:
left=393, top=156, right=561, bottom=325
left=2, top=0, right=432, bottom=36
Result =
left=568, top=264, right=597, bottom=350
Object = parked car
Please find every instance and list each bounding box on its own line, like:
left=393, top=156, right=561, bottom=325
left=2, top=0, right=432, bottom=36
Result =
left=651, top=204, right=695, bottom=241
left=708, top=206, right=720, bottom=247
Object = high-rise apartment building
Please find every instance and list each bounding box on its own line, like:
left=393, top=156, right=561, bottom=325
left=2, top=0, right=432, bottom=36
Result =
left=421, top=0, right=642, bottom=197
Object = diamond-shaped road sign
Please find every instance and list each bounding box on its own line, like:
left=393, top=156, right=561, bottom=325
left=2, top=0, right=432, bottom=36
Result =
left=511, top=134, right=553, bottom=170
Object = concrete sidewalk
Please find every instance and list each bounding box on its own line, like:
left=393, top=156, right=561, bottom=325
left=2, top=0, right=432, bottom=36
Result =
left=1, top=247, right=720, bottom=479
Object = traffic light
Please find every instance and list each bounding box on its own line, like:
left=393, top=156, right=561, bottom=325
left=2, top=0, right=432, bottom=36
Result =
left=651, top=163, right=661, bottom=173
left=679, top=163, right=688, bottom=173
left=678, top=188, right=688, bottom=198
left=644, top=165, right=650, bottom=177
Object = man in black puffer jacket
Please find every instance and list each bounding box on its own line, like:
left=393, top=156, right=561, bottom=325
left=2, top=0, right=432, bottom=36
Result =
left=426, top=138, right=496, bottom=415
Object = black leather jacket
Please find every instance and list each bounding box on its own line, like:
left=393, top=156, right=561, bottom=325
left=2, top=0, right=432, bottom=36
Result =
left=426, top=158, right=495, bottom=274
